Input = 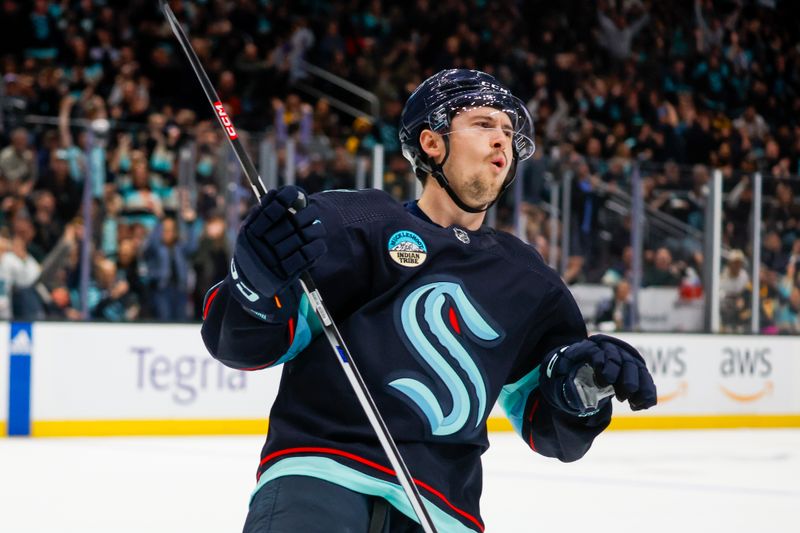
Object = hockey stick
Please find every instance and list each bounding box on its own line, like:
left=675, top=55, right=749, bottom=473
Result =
left=159, top=3, right=438, bottom=531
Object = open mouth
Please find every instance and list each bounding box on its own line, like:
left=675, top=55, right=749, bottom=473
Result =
left=490, top=157, right=506, bottom=170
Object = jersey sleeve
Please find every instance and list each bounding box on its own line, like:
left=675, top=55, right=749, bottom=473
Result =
left=200, top=190, right=372, bottom=371
left=499, top=280, right=611, bottom=462
left=201, top=278, right=323, bottom=370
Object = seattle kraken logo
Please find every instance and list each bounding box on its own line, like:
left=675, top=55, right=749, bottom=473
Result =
left=390, top=281, right=503, bottom=436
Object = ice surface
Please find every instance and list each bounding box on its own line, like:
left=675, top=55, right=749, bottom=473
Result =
left=1, top=430, right=797, bottom=532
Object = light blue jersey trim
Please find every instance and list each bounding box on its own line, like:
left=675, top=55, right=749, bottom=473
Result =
left=498, top=365, right=541, bottom=436
left=252, top=457, right=479, bottom=533
left=271, top=294, right=323, bottom=366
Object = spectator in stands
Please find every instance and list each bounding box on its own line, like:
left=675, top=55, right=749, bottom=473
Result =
left=602, top=245, right=633, bottom=286
left=0, top=235, right=41, bottom=320
left=765, top=181, right=800, bottom=245
left=191, top=214, right=230, bottom=320
left=119, top=157, right=164, bottom=232
left=719, top=249, right=750, bottom=332
left=751, top=266, right=780, bottom=335
left=595, top=1, right=650, bottom=62
left=595, top=279, right=634, bottom=332
left=643, top=247, right=682, bottom=287
left=25, top=0, right=61, bottom=60
left=775, top=286, right=800, bottom=335
left=316, top=21, right=346, bottom=71
left=287, top=17, right=315, bottom=83
left=116, top=237, right=146, bottom=316
left=87, top=257, right=138, bottom=322
left=36, top=220, right=80, bottom=319
left=35, top=148, right=82, bottom=226
left=565, top=160, right=607, bottom=283
left=0, top=127, right=38, bottom=185
left=789, top=240, right=800, bottom=273
left=762, top=230, right=789, bottom=274
left=776, top=243, right=800, bottom=326
left=694, top=0, right=739, bottom=55
left=734, top=106, right=769, bottom=148
left=142, top=205, right=200, bottom=322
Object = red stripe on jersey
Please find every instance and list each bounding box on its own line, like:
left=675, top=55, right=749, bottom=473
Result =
left=239, top=360, right=276, bottom=371
left=202, top=287, right=220, bottom=320
left=258, top=446, right=485, bottom=532
left=527, top=395, right=540, bottom=452
left=448, top=307, right=461, bottom=334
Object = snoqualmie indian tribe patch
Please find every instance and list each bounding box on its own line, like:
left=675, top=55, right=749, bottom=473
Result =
left=388, top=230, right=427, bottom=267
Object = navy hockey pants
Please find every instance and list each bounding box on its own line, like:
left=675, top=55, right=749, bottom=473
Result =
left=243, top=475, right=423, bottom=533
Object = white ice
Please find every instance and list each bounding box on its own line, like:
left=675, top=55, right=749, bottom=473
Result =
left=1, top=430, right=797, bottom=532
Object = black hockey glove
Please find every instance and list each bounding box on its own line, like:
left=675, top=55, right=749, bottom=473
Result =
left=539, top=334, right=657, bottom=417
left=228, top=186, right=327, bottom=323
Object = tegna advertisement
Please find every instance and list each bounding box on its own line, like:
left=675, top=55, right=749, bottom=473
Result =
left=1, top=324, right=799, bottom=436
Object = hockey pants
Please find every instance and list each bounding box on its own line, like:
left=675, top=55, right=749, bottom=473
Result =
left=243, top=475, right=423, bottom=533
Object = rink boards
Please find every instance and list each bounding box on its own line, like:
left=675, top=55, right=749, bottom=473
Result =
left=2, top=322, right=799, bottom=436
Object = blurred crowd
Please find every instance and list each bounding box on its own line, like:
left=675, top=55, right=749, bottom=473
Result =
left=0, top=0, right=799, bottom=332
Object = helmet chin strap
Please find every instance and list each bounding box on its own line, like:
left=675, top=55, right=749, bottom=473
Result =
left=427, top=137, right=519, bottom=215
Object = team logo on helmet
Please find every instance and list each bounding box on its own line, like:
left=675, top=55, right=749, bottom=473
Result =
left=514, top=134, right=527, bottom=155
left=430, top=107, right=449, bottom=131
left=388, top=230, right=427, bottom=267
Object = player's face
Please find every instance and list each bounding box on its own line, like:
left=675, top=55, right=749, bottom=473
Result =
left=442, top=107, right=514, bottom=209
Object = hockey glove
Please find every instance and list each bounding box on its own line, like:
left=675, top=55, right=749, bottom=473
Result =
left=229, top=186, right=327, bottom=323
left=539, top=334, right=657, bottom=417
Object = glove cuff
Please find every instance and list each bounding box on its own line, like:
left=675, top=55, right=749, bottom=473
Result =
left=540, top=345, right=611, bottom=417
left=227, top=257, right=301, bottom=324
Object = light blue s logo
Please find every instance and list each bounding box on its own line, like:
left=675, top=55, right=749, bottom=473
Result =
left=391, top=281, right=502, bottom=436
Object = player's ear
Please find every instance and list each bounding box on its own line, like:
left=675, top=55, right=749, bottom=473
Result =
left=419, top=129, right=445, bottom=163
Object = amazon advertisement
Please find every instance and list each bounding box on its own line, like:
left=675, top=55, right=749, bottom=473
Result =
left=613, top=333, right=799, bottom=416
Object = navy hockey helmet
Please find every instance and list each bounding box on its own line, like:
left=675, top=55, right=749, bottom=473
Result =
left=399, top=69, right=535, bottom=212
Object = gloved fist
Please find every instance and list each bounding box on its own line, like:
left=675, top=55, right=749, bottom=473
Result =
left=539, top=334, right=657, bottom=417
left=587, top=334, right=657, bottom=410
left=229, top=186, right=327, bottom=321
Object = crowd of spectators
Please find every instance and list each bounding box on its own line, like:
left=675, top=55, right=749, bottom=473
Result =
left=0, top=0, right=799, bottom=333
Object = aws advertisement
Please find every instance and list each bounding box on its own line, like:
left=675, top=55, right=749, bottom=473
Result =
left=614, top=333, right=796, bottom=415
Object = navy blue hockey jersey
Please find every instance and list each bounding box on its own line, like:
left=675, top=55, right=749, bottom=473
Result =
left=201, top=189, right=611, bottom=532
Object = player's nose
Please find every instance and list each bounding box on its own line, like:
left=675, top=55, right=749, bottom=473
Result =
left=489, top=128, right=509, bottom=150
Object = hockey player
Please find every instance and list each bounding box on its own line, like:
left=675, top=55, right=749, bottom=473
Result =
left=201, top=69, right=657, bottom=532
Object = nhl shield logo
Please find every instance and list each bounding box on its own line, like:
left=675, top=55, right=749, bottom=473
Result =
left=388, top=230, right=427, bottom=267
left=453, top=227, right=470, bottom=244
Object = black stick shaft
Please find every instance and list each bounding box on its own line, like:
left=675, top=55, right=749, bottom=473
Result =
left=161, top=1, right=267, bottom=199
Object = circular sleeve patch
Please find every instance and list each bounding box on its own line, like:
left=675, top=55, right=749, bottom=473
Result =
left=388, top=230, right=428, bottom=267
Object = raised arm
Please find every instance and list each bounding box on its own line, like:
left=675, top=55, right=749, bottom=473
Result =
left=201, top=185, right=326, bottom=370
